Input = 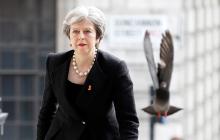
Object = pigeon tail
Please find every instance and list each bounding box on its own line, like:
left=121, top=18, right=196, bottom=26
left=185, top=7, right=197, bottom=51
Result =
left=142, top=105, right=182, bottom=116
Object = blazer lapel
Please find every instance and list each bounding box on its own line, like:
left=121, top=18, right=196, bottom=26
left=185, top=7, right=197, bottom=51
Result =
left=53, top=50, right=83, bottom=121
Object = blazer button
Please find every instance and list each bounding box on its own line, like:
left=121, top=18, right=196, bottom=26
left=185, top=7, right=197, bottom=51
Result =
left=81, top=121, right=86, bottom=125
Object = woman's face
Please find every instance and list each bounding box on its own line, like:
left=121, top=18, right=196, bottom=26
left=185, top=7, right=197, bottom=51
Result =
left=69, top=19, right=99, bottom=54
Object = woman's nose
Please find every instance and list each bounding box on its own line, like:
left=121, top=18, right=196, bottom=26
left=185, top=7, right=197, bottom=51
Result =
left=79, top=31, right=85, bottom=39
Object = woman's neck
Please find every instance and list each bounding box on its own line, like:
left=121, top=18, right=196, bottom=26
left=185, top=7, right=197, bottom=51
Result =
left=74, top=50, right=95, bottom=70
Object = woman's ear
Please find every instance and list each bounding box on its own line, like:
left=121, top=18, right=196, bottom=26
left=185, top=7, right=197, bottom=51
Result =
left=96, top=38, right=100, bottom=44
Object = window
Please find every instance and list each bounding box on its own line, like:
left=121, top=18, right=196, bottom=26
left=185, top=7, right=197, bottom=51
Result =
left=38, top=76, right=45, bottom=96
left=19, top=101, right=34, bottom=121
left=18, top=49, right=35, bottom=69
left=2, top=76, right=15, bottom=97
left=1, top=49, right=15, bottom=69
left=1, top=124, right=17, bottom=140
left=2, top=101, right=16, bottom=121
left=19, top=125, right=34, bottom=140
left=20, top=76, right=34, bottom=97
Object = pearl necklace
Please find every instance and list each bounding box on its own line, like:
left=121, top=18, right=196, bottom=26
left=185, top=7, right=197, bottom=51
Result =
left=72, top=48, right=97, bottom=77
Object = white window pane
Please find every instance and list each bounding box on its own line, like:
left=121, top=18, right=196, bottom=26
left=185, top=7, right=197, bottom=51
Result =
left=186, top=36, right=195, bottom=59
left=187, top=114, right=194, bottom=136
left=197, top=107, right=204, bottom=127
left=186, top=88, right=194, bottom=111
left=196, top=131, right=204, bottom=140
left=212, top=72, right=219, bottom=92
left=197, top=34, right=205, bottom=55
left=205, top=101, right=212, bottom=120
left=196, top=81, right=204, bottom=104
left=212, top=93, right=219, bottom=113
left=213, top=51, right=219, bottom=70
left=205, top=123, right=212, bottom=140
left=187, top=10, right=195, bottom=33
left=205, top=55, right=212, bottom=75
left=213, top=6, right=220, bottom=26
left=186, top=61, right=195, bottom=85
left=197, top=8, right=205, bottom=30
left=205, top=8, right=213, bottom=28
left=205, top=76, right=212, bottom=97
left=196, top=57, right=204, bottom=79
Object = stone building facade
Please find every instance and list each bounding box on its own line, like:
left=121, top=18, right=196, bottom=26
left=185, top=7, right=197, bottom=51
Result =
left=0, top=0, right=219, bottom=140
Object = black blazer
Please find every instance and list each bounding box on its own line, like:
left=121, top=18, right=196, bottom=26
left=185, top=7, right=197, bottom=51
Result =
left=37, top=49, right=139, bottom=140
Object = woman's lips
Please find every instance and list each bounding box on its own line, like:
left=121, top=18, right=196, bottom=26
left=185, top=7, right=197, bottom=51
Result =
left=78, top=43, right=86, bottom=47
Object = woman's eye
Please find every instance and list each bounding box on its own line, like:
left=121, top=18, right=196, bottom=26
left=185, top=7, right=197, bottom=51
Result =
left=72, top=30, right=79, bottom=34
left=84, top=30, right=92, bottom=33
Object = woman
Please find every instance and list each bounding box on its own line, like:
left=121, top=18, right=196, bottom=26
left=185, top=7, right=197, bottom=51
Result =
left=37, top=6, right=139, bottom=140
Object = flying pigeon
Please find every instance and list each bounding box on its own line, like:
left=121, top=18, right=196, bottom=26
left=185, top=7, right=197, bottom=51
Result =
left=142, top=30, right=182, bottom=117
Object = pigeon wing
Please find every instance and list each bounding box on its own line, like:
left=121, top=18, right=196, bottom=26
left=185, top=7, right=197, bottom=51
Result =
left=158, top=31, right=174, bottom=90
left=143, top=31, right=159, bottom=89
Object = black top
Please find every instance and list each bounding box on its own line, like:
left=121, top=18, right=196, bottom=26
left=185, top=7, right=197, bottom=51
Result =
left=65, top=80, right=83, bottom=106
left=65, top=80, right=90, bottom=140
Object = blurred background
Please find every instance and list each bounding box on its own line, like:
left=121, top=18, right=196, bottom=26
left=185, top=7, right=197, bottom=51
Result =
left=0, top=0, right=220, bottom=140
